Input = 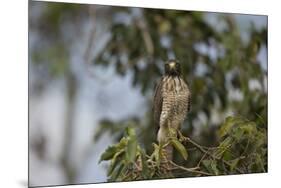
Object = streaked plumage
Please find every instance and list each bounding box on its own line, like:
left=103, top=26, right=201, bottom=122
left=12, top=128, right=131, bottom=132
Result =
left=153, top=60, right=191, bottom=161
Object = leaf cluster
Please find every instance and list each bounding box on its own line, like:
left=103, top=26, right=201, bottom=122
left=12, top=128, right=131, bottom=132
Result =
left=100, top=116, right=267, bottom=181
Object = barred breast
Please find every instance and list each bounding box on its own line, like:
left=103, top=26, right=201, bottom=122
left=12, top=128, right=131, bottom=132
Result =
left=160, top=76, right=190, bottom=130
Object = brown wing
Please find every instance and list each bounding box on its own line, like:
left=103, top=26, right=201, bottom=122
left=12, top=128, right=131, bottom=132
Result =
left=153, top=77, right=164, bottom=134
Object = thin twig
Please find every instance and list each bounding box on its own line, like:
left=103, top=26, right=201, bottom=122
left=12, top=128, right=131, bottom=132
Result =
left=169, top=161, right=212, bottom=176
left=196, top=148, right=209, bottom=167
left=134, top=162, right=142, bottom=171
left=186, top=147, right=197, bottom=151
left=182, top=136, right=244, bottom=174
left=241, top=139, right=250, bottom=156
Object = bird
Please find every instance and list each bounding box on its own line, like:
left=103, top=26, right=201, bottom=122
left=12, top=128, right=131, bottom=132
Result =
left=153, top=59, right=191, bottom=162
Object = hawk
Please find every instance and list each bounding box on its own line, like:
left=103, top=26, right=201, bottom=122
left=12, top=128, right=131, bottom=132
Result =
left=153, top=59, right=191, bottom=161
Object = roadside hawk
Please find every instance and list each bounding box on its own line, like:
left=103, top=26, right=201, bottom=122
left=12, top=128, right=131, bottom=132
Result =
left=153, top=59, right=191, bottom=161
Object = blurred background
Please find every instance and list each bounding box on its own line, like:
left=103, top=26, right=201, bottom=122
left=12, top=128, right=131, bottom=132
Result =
left=29, top=1, right=267, bottom=187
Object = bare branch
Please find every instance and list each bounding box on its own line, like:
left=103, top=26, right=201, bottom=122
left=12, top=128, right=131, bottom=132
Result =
left=182, top=136, right=245, bottom=174
left=168, top=161, right=212, bottom=176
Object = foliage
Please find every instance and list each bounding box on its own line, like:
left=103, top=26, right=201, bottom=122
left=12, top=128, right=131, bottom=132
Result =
left=30, top=2, right=86, bottom=78
left=29, top=1, right=268, bottom=182
left=93, top=8, right=267, bottom=156
left=99, top=127, right=152, bottom=181
left=99, top=116, right=267, bottom=181
left=214, top=116, right=267, bottom=173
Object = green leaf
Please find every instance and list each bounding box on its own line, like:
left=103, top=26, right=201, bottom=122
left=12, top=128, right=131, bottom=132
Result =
left=213, top=137, right=233, bottom=159
left=99, top=137, right=128, bottom=163
left=202, top=160, right=219, bottom=175
left=219, top=116, right=235, bottom=138
left=108, top=149, right=125, bottom=176
left=110, top=163, right=125, bottom=181
left=210, top=161, right=219, bottom=175
left=219, top=116, right=244, bottom=138
left=151, top=143, right=160, bottom=167
left=140, top=149, right=149, bottom=178
left=158, top=143, right=164, bottom=167
left=126, top=126, right=136, bottom=137
left=232, top=128, right=244, bottom=141
left=230, top=158, right=240, bottom=172
left=126, top=135, right=137, bottom=163
left=118, top=137, right=129, bottom=148
left=99, top=145, right=118, bottom=163
left=171, top=139, right=188, bottom=160
left=240, top=122, right=257, bottom=135
left=124, top=127, right=138, bottom=163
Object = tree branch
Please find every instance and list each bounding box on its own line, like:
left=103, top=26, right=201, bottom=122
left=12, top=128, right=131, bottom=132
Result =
left=182, top=136, right=245, bottom=174
left=168, top=161, right=212, bottom=176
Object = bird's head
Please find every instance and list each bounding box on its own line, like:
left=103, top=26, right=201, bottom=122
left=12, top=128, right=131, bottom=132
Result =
left=164, top=59, right=181, bottom=77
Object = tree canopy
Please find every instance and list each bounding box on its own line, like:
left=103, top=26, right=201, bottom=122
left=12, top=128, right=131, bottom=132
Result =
left=30, top=1, right=267, bottom=183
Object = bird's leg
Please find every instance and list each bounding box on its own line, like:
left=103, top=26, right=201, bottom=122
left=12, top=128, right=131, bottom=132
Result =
left=177, top=129, right=186, bottom=142
left=167, top=125, right=177, bottom=139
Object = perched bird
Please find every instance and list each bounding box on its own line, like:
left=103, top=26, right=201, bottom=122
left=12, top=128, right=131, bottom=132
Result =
left=153, top=59, right=191, bottom=161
